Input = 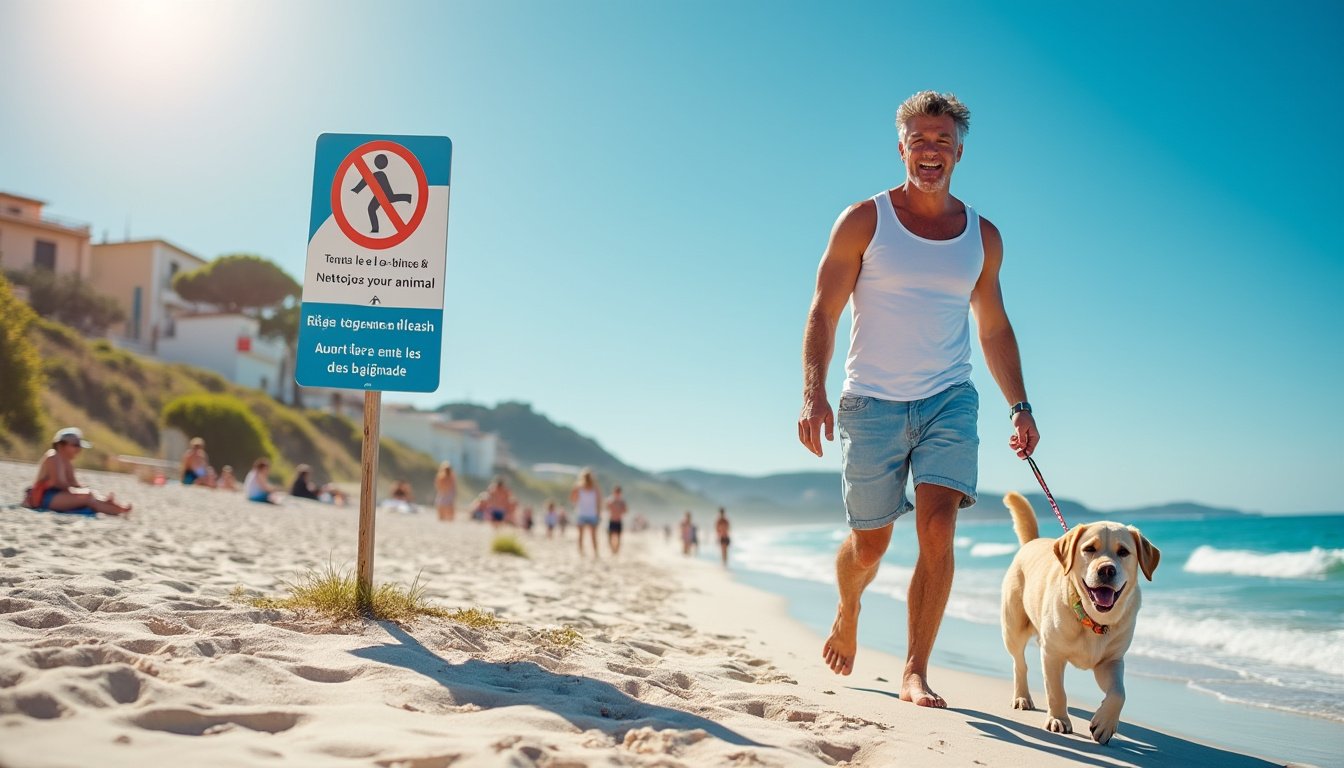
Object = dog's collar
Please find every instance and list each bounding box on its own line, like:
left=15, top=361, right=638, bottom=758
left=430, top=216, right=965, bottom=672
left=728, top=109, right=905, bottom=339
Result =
left=1069, top=583, right=1109, bottom=635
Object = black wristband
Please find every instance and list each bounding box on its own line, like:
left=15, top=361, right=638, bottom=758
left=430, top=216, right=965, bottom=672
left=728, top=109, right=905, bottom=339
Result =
left=1009, top=401, right=1032, bottom=419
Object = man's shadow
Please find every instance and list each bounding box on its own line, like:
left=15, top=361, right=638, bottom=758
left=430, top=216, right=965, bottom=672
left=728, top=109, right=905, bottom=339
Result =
left=351, top=622, right=765, bottom=748
left=851, top=688, right=1278, bottom=768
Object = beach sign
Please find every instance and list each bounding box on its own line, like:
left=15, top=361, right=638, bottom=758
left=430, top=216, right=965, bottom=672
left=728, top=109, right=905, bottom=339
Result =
left=295, top=133, right=452, bottom=393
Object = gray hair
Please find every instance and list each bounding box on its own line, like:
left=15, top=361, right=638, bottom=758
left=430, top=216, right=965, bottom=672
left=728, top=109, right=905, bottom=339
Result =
left=896, top=91, right=971, bottom=144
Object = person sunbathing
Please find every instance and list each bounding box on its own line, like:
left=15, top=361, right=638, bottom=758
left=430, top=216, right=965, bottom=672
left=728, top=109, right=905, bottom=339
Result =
left=26, top=428, right=132, bottom=516
left=243, top=458, right=284, bottom=504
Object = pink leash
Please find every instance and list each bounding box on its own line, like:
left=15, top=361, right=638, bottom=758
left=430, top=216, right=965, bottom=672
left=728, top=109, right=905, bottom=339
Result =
left=1025, top=456, right=1070, bottom=532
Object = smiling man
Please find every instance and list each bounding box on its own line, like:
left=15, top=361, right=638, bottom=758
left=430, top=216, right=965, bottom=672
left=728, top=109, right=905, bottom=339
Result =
left=798, top=90, right=1038, bottom=707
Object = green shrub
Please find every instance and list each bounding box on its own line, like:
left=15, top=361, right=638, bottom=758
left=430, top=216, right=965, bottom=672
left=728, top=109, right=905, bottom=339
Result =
left=4, top=268, right=125, bottom=335
left=0, top=273, right=45, bottom=439
left=491, top=534, right=529, bottom=558
left=162, top=393, right=276, bottom=473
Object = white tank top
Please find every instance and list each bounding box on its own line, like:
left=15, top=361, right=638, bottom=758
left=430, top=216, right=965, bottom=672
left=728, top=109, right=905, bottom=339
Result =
left=843, top=192, right=984, bottom=401
left=575, top=488, right=598, bottom=517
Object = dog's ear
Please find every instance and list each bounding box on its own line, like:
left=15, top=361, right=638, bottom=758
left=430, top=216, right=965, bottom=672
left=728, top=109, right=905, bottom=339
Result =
left=1129, top=527, right=1160, bottom=580
left=1053, top=524, right=1088, bottom=574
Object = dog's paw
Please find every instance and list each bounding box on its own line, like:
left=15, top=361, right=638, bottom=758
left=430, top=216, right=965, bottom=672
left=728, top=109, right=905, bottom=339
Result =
left=1045, top=715, right=1072, bottom=734
left=1011, top=696, right=1034, bottom=711
left=1089, top=715, right=1118, bottom=744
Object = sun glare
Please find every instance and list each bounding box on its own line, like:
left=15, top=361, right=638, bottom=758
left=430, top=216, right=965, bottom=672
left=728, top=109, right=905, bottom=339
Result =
left=52, top=0, right=242, bottom=107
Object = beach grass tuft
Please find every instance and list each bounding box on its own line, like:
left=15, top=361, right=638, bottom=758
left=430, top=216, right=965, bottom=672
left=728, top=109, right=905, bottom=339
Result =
left=443, top=606, right=501, bottom=629
left=232, top=566, right=505, bottom=630
left=536, top=626, right=582, bottom=648
left=235, top=564, right=455, bottom=624
left=491, top=534, right=529, bottom=557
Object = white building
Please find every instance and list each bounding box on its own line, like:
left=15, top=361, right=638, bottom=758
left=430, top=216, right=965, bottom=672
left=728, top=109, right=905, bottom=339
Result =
left=379, top=405, right=499, bottom=478
left=156, top=313, right=288, bottom=399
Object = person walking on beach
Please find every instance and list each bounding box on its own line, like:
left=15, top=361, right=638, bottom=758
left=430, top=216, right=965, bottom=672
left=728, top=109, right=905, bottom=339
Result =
left=798, top=91, right=1038, bottom=708
left=26, top=428, right=132, bottom=516
left=715, top=508, right=732, bottom=567
left=679, top=511, right=696, bottom=556
left=544, top=500, right=559, bottom=538
left=486, top=477, right=514, bottom=528
left=606, top=485, right=628, bottom=555
left=570, top=468, right=602, bottom=557
left=434, top=462, right=457, bottom=522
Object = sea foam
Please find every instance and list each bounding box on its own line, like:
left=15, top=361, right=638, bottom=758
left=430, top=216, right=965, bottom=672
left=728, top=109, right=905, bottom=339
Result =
left=1134, top=609, right=1344, bottom=679
left=1182, top=545, right=1344, bottom=580
left=968, top=542, right=1018, bottom=558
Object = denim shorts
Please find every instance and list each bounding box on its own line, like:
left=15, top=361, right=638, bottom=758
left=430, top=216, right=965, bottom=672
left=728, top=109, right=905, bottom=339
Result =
left=837, top=380, right=979, bottom=530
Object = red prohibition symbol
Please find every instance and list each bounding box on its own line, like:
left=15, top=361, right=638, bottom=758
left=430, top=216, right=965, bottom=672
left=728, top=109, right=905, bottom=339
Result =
left=331, top=140, right=429, bottom=250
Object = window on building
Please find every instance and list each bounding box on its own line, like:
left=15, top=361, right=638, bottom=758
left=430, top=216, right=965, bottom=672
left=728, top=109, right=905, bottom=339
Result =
left=34, top=240, right=56, bottom=271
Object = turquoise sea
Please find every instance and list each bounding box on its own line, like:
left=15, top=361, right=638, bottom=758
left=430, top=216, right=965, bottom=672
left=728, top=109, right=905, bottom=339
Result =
left=717, top=512, right=1344, bottom=766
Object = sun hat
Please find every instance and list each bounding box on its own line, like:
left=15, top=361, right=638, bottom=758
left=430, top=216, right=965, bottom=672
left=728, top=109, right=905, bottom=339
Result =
left=52, top=427, right=92, bottom=448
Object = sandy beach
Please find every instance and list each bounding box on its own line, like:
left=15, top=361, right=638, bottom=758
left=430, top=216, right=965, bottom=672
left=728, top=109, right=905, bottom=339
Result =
left=0, top=460, right=1310, bottom=767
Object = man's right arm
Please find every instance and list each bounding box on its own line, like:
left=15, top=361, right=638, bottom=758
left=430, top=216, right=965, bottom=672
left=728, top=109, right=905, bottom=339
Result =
left=798, top=201, right=873, bottom=457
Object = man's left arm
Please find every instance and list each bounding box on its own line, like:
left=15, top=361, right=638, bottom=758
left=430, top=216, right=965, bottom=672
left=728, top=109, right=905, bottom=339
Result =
left=970, top=217, right=1039, bottom=458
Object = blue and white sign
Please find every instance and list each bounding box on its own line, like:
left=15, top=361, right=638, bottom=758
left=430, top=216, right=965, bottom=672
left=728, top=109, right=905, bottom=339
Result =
left=295, top=133, right=451, bottom=392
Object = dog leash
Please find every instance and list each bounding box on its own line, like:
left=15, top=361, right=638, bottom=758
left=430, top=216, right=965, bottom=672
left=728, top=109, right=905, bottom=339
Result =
left=1025, top=456, right=1069, bottom=532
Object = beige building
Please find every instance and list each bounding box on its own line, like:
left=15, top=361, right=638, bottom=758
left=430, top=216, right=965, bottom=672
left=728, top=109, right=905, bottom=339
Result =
left=0, top=191, right=92, bottom=278
left=89, top=239, right=207, bottom=349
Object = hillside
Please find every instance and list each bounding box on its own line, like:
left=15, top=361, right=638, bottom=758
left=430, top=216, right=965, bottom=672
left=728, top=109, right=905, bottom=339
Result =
left=434, top=401, right=708, bottom=514
left=660, top=468, right=1254, bottom=525
left=0, top=318, right=449, bottom=503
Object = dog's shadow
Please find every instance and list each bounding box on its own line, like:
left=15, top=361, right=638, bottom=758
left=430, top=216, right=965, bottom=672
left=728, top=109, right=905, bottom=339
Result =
left=850, top=688, right=1277, bottom=768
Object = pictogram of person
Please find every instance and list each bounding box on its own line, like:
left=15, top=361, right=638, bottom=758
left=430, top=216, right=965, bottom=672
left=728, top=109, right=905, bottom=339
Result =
left=350, top=153, right=413, bottom=233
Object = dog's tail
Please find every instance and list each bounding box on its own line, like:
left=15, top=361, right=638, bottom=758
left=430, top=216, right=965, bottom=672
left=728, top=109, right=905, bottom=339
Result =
left=1004, top=492, right=1039, bottom=545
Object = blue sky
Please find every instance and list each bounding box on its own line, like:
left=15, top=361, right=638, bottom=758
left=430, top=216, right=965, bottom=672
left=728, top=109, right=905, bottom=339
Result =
left=3, top=1, right=1341, bottom=514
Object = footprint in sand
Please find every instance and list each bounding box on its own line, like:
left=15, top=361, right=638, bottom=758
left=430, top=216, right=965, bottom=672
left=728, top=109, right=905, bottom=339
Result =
left=129, top=708, right=303, bottom=736
left=288, top=665, right=361, bottom=684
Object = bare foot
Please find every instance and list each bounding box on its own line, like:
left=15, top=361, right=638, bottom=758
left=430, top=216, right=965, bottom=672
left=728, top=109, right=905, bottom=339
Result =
left=900, top=672, right=946, bottom=708
left=822, top=605, right=859, bottom=675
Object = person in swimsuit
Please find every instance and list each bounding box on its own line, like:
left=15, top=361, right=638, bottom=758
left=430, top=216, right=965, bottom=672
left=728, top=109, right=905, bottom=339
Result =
left=715, top=507, right=732, bottom=566
left=434, top=461, right=457, bottom=522
left=26, top=428, right=132, bottom=516
left=218, top=465, right=239, bottom=491
left=569, top=468, right=603, bottom=557
left=179, top=437, right=214, bottom=487
left=486, top=476, right=515, bottom=528
left=606, top=485, right=628, bottom=556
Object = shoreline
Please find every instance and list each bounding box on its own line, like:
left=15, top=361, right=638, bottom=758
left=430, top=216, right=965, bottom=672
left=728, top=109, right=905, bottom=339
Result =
left=659, top=544, right=1310, bottom=768
left=0, top=460, right=1312, bottom=767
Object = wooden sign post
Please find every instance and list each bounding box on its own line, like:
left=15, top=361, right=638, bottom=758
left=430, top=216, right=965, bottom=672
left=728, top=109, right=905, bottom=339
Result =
left=357, top=391, right=382, bottom=606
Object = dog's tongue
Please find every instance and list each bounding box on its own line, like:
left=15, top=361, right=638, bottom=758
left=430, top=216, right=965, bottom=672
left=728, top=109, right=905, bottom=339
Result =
left=1087, top=586, right=1117, bottom=609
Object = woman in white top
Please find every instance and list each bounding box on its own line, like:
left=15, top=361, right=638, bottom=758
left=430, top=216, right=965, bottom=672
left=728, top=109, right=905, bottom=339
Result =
left=243, top=458, right=280, bottom=504
left=569, top=468, right=602, bottom=558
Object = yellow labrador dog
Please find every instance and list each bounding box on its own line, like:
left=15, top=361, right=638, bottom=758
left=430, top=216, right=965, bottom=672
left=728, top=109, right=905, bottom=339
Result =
left=1000, top=492, right=1159, bottom=744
